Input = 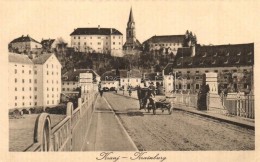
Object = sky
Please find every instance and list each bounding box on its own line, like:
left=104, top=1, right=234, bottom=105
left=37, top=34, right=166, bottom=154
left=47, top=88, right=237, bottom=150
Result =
left=0, top=0, right=259, bottom=47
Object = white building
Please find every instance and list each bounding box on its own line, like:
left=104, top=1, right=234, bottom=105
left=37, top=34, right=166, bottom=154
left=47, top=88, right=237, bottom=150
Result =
left=70, top=27, right=123, bottom=57
left=62, top=69, right=100, bottom=92
left=119, top=69, right=142, bottom=88
left=8, top=53, right=62, bottom=110
left=8, top=35, right=42, bottom=54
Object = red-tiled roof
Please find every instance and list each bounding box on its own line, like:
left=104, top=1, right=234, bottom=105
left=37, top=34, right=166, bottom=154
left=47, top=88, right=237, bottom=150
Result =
left=70, top=28, right=123, bottom=36
left=9, top=53, right=33, bottom=64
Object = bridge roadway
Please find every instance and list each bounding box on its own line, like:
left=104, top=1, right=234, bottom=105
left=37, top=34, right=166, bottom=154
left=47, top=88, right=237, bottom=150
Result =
left=83, top=92, right=254, bottom=151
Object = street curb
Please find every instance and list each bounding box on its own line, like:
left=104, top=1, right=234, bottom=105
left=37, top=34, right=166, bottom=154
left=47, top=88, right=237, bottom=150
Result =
left=103, top=96, right=139, bottom=151
left=173, top=107, right=255, bottom=130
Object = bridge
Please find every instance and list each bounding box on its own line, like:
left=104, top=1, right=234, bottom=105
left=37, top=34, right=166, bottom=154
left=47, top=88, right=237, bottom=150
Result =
left=22, top=90, right=254, bottom=151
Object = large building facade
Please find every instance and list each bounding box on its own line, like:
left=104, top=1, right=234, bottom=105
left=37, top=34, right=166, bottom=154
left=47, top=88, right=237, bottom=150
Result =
left=8, top=53, right=62, bottom=110
left=163, top=43, right=254, bottom=94
left=70, top=27, right=123, bottom=57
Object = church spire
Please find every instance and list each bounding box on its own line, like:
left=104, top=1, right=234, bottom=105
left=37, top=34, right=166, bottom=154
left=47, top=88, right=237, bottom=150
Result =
left=128, top=7, right=134, bottom=23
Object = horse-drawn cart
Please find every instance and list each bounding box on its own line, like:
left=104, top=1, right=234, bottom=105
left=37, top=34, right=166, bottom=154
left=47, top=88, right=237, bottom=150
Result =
left=137, top=87, right=175, bottom=115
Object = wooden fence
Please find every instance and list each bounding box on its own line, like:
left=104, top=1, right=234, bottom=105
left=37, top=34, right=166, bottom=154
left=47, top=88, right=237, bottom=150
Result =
left=25, top=92, right=98, bottom=151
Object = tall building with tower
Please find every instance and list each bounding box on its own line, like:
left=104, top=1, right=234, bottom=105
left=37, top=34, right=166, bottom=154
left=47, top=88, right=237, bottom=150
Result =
left=123, top=7, right=142, bottom=51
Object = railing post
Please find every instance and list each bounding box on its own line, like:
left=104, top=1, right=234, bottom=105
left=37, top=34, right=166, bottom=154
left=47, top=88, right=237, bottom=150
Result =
left=78, top=98, right=82, bottom=117
left=33, top=113, right=52, bottom=151
left=66, top=102, right=73, bottom=151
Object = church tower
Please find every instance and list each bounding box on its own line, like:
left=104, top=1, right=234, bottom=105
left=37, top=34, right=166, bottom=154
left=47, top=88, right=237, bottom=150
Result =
left=123, top=7, right=141, bottom=51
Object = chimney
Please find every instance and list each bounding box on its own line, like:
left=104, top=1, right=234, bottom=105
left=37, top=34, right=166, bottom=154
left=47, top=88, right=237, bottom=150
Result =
left=98, top=25, right=100, bottom=29
left=191, top=45, right=196, bottom=57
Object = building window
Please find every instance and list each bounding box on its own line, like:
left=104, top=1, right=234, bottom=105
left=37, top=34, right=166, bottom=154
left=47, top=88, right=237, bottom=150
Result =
left=196, top=71, right=199, bottom=74
left=52, top=100, right=54, bottom=104
left=34, top=79, right=37, bottom=83
left=47, top=87, right=49, bottom=91
left=29, top=70, right=31, bottom=74
left=187, top=71, right=190, bottom=74
left=78, top=42, right=80, bottom=45
left=244, top=84, right=248, bottom=89
left=196, top=84, right=200, bottom=89
left=214, top=70, right=218, bottom=73
left=113, top=42, right=115, bottom=45
left=47, top=94, right=49, bottom=98
left=47, top=71, right=49, bottom=75
left=15, top=103, right=17, bottom=106
left=22, top=70, right=24, bottom=73
left=15, top=87, right=17, bottom=91
left=168, top=83, right=171, bottom=86
left=47, top=101, right=49, bottom=104
left=98, top=42, right=101, bottom=45
left=35, top=102, right=37, bottom=106
left=29, top=87, right=32, bottom=91
left=22, top=79, right=25, bottom=83
left=84, top=42, right=86, bottom=45
left=52, top=88, right=54, bottom=91
left=22, top=102, right=24, bottom=106
left=62, top=88, right=65, bottom=91
left=67, top=82, right=69, bottom=85
left=34, top=71, right=37, bottom=75
left=78, top=36, right=80, bottom=39
left=205, top=70, right=209, bottom=73
left=195, top=76, right=200, bottom=79
left=22, top=96, right=25, bottom=99
left=187, top=84, right=191, bottom=89
left=119, top=42, right=121, bottom=45
left=15, top=69, right=17, bottom=74
left=74, top=36, right=76, bottom=39
left=178, top=84, right=182, bottom=89
left=90, top=37, right=92, bottom=39
left=67, top=88, right=69, bottom=91
left=15, top=78, right=17, bottom=83
left=15, top=96, right=17, bottom=100
left=35, top=95, right=37, bottom=99
left=34, top=87, right=37, bottom=91
left=22, top=87, right=24, bottom=91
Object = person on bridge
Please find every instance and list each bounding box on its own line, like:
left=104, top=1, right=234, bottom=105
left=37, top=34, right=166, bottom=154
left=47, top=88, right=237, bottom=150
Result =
left=146, top=82, right=156, bottom=109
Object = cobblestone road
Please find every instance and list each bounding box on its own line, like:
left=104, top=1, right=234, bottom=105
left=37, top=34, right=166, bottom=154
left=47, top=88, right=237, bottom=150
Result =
left=104, top=92, right=255, bottom=151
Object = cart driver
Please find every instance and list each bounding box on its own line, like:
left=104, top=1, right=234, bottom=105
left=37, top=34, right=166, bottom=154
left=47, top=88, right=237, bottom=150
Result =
left=146, top=82, right=156, bottom=108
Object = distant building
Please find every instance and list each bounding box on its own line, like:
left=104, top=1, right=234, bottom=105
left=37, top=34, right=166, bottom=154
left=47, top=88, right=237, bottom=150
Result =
left=164, top=43, right=254, bottom=94
left=8, top=35, right=42, bottom=54
left=62, top=69, right=100, bottom=92
left=142, top=35, right=185, bottom=55
left=101, top=70, right=119, bottom=89
left=70, top=27, right=123, bottom=57
left=119, top=69, right=142, bottom=88
left=143, top=72, right=164, bottom=88
left=123, top=7, right=142, bottom=53
left=8, top=53, right=62, bottom=110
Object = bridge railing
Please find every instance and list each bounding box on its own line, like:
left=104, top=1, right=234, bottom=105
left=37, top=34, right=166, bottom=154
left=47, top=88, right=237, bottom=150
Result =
left=167, top=93, right=198, bottom=109
left=25, top=92, right=98, bottom=152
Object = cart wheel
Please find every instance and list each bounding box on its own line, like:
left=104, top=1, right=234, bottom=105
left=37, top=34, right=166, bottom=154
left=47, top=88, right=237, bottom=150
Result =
left=168, top=107, right=173, bottom=115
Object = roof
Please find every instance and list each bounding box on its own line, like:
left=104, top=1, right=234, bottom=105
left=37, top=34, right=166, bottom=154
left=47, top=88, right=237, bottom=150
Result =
left=62, top=69, right=100, bottom=82
left=31, top=53, right=53, bottom=64
left=10, top=35, right=40, bottom=44
left=143, top=35, right=185, bottom=44
left=41, top=39, right=55, bottom=46
left=8, top=53, right=33, bottom=64
left=173, top=43, right=254, bottom=68
left=128, top=7, right=134, bottom=23
left=175, top=47, right=192, bottom=58
left=70, top=28, right=123, bottom=36
left=163, top=63, right=173, bottom=75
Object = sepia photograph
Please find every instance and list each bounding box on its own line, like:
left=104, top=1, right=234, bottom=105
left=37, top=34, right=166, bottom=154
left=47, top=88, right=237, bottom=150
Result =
left=0, top=0, right=259, bottom=162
